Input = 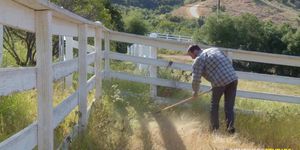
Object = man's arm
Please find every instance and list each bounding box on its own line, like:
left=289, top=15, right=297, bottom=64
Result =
left=192, top=57, right=205, bottom=97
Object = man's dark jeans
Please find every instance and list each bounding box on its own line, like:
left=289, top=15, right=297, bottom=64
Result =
left=210, top=80, right=238, bottom=130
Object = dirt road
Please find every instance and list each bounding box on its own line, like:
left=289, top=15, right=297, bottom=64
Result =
left=189, top=4, right=200, bottom=18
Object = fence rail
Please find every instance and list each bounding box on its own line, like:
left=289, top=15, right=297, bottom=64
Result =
left=0, top=0, right=299, bottom=150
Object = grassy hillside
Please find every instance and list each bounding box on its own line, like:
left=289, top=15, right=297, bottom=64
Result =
left=173, top=0, right=300, bottom=26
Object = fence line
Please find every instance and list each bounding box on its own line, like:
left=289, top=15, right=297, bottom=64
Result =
left=0, top=0, right=299, bottom=149
left=0, top=24, right=3, bottom=65
left=108, top=52, right=300, bottom=85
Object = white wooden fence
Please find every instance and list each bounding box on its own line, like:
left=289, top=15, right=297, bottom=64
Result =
left=0, top=0, right=299, bottom=150
left=149, top=32, right=192, bottom=42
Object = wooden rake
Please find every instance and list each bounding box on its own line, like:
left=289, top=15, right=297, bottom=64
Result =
left=155, top=89, right=212, bottom=114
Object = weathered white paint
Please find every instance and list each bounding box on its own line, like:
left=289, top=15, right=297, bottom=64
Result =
left=109, top=52, right=300, bottom=85
left=87, top=75, right=96, bottom=92
left=110, top=71, right=210, bottom=91
left=65, top=37, right=74, bottom=87
left=0, top=24, right=3, bottom=65
left=54, top=91, right=78, bottom=128
left=53, top=58, right=78, bottom=81
left=71, top=40, right=95, bottom=52
left=52, top=17, right=78, bottom=36
left=235, top=71, right=300, bottom=85
left=0, top=122, right=37, bottom=150
left=109, top=71, right=300, bottom=104
left=226, top=48, right=300, bottom=67
left=150, top=47, right=157, bottom=97
left=13, top=0, right=48, bottom=10
left=87, top=52, right=96, bottom=65
left=0, top=0, right=35, bottom=32
left=95, top=26, right=103, bottom=100
left=104, top=31, right=110, bottom=76
left=87, top=52, right=96, bottom=74
left=0, top=67, right=36, bottom=96
left=35, top=10, right=53, bottom=150
left=78, top=24, right=88, bottom=131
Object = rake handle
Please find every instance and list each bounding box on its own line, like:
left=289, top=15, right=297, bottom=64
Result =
left=161, top=89, right=212, bottom=111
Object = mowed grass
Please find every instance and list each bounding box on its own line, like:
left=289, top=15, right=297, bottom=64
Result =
left=69, top=78, right=300, bottom=149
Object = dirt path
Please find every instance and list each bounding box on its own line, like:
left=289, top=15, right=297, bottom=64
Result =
left=189, top=4, right=200, bottom=18
left=127, top=113, right=258, bottom=150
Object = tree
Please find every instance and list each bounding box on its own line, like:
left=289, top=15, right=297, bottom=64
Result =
left=124, top=11, right=149, bottom=35
left=51, top=0, right=124, bottom=31
left=3, top=27, right=36, bottom=66
left=199, top=13, right=238, bottom=48
left=282, top=28, right=300, bottom=56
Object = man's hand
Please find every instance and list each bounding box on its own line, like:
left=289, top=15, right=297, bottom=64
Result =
left=192, top=91, right=198, bottom=99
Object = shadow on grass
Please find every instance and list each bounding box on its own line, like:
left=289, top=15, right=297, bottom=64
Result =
left=151, top=112, right=187, bottom=150
left=124, top=90, right=186, bottom=150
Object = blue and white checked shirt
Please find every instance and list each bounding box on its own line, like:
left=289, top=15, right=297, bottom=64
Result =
left=192, top=47, right=238, bottom=92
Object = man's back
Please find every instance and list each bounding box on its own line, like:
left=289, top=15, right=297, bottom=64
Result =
left=193, top=48, right=237, bottom=87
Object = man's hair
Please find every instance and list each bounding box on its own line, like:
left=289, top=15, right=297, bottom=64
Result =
left=187, top=45, right=201, bottom=53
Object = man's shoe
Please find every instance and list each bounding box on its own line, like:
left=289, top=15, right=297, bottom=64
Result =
left=227, top=127, right=235, bottom=134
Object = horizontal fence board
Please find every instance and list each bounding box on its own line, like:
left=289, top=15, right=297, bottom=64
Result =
left=53, top=58, right=78, bottom=81
left=109, top=51, right=192, bottom=70
left=0, top=0, right=35, bottom=32
left=235, top=71, right=300, bottom=85
left=52, top=17, right=78, bottom=36
left=87, top=75, right=96, bottom=92
left=225, top=48, right=300, bottom=67
left=109, top=31, right=300, bottom=67
left=109, top=52, right=300, bottom=85
left=0, top=67, right=36, bottom=96
left=0, top=122, right=37, bottom=150
left=109, top=31, right=193, bottom=51
left=236, top=90, right=300, bottom=104
left=87, top=52, right=96, bottom=65
left=109, top=71, right=210, bottom=91
left=71, top=40, right=96, bottom=52
left=53, top=91, right=78, bottom=128
left=1, top=55, right=92, bottom=96
left=109, top=71, right=300, bottom=104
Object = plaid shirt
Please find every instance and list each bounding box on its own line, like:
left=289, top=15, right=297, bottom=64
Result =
left=192, top=47, right=238, bottom=92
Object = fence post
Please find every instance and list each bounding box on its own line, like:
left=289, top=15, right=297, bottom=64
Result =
left=104, top=31, right=110, bottom=77
left=95, top=25, right=103, bottom=100
left=150, top=46, right=157, bottom=97
left=35, top=10, right=54, bottom=150
left=0, top=24, right=3, bottom=66
left=65, top=37, right=73, bottom=88
left=78, top=24, right=88, bottom=131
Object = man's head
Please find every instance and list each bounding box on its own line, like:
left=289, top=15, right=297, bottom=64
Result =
left=187, top=45, right=201, bottom=59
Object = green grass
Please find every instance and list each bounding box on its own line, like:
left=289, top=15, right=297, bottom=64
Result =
left=0, top=91, right=36, bottom=141
left=0, top=80, right=96, bottom=149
